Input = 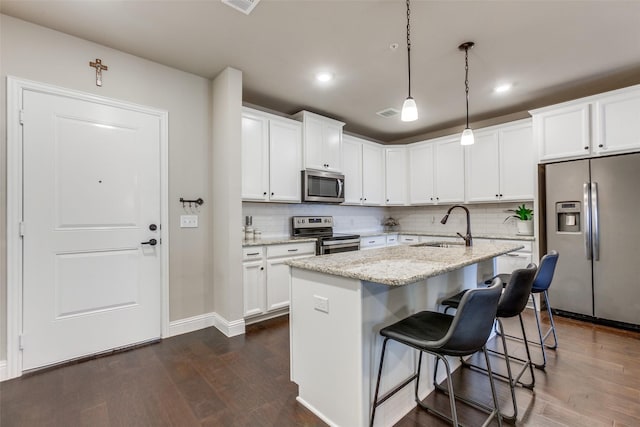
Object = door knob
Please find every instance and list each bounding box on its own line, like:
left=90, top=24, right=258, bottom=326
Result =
left=141, top=238, right=158, bottom=246
left=149, top=224, right=158, bottom=231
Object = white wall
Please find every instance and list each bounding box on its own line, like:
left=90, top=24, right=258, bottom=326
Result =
left=0, top=15, right=214, bottom=360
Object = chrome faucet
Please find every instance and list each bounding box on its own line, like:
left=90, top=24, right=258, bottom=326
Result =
left=440, top=205, right=473, bottom=247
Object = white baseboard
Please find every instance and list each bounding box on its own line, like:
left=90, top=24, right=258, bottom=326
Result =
left=0, top=360, right=8, bottom=382
left=213, top=313, right=246, bottom=337
left=167, top=312, right=217, bottom=337
left=167, top=312, right=246, bottom=338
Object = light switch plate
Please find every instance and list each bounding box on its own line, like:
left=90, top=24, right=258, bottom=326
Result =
left=180, top=215, right=198, bottom=228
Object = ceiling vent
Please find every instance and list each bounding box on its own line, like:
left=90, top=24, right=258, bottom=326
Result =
left=222, top=0, right=261, bottom=15
left=376, top=108, right=401, bottom=118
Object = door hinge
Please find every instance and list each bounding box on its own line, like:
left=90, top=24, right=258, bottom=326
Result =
left=19, top=109, right=25, bottom=125
left=19, top=334, right=24, bottom=351
left=19, top=221, right=25, bottom=237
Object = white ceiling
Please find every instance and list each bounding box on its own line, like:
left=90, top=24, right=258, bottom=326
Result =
left=2, top=0, right=640, bottom=143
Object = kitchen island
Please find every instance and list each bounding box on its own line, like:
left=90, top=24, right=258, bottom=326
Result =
left=287, top=241, right=523, bottom=427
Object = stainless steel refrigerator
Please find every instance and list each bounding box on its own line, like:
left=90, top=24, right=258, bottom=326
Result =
left=545, top=153, right=640, bottom=327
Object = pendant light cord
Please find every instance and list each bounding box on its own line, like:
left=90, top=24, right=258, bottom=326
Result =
left=464, top=46, right=470, bottom=128
left=406, top=0, right=412, bottom=98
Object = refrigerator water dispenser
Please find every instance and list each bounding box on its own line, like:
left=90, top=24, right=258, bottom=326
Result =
left=556, top=202, right=581, bottom=233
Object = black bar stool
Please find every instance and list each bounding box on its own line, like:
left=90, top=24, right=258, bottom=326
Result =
left=453, top=251, right=560, bottom=369
left=370, top=279, right=504, bottom=427
left=440, top=264, right=538, bottom=423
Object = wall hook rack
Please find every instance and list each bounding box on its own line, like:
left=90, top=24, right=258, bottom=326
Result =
left=179, top=197, right=204, bottom=208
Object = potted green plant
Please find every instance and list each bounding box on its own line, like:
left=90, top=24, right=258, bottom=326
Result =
left=505, top=204, right=534, bottom=235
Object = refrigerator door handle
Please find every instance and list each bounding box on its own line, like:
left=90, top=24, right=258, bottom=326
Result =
left=591, top=182, right=600, bottom=261
left=583, top=182, right=592, bottom=260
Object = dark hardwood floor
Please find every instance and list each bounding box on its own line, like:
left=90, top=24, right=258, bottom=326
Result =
left=1, top=311, right=639, bottom=426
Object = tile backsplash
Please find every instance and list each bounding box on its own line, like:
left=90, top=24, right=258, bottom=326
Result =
left=242, top=201, right=533, bottom=237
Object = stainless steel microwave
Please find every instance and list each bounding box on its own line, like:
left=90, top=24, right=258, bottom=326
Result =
left=301, top=169, right=345, bottom=203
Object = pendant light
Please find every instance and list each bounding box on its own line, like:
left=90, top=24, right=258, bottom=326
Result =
left=459, top=41, right=475, bottom=145
left=401, top=0, right=418, bottom=122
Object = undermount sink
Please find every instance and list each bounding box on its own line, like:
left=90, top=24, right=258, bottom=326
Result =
left=411, top=241, right=466, bottom=248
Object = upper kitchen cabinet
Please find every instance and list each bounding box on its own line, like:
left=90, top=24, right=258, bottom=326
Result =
left=293, top=110, right=345, bottom=173
left=408, top=142, right=435, bottom=204
left=594, top=87, right=640, bottom=155
left=342, top=135, right=384, bottom=205
left=385, top=146, right=408, bottom=205
left=532, top=84, right=640, bottom=162
left=242, top=108, right=302, bottom=203
left=532, top=102, right=591, bottom=162
left=466, top=120, right=534, bottom=202
left=408, top=136, right=465, bottom=205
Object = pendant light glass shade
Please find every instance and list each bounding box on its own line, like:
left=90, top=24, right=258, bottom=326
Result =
left=460, top=127, right=475, bottom=146
left=400, top=0, right=418, bottom=122
left=401, top=97, right=418, bottom=122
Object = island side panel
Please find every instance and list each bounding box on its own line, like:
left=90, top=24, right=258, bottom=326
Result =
left=360, top=264, right=476, bottom=427
left=290, top=267, right=365, bottom=427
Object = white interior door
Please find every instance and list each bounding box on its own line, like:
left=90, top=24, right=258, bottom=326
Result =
left=21, top=89, right=162, bottom=371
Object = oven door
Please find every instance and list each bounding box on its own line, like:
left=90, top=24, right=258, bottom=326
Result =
left=320, top=238, right=360, bottom=255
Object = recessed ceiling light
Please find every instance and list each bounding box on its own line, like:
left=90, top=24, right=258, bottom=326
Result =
left=316, top=72, right=334, bottom=83
left=494, top=83, right=512, bottom=93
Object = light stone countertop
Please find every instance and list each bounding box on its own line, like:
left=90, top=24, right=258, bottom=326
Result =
left=357, top=230, right=535, bottom=241
left=242, top=236, right=317, bottom=247
left=287, top=241, right=524, bottom=286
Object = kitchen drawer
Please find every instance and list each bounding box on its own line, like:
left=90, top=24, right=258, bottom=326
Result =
left=386, top=234, right=399, bottom=246
left=267, top=242, right=315, bottom=258
left=360, top=235, right=386, bottom=250
left=243, top=246, right=265, bottom=261
left=399, top=235, right=419, bottom=244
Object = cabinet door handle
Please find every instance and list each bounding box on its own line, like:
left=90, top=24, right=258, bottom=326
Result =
left=247, top=252, right=260, bottom=256
left=288, top=249, right=299, bottom=252
left=584, top=146, right=589, bottom=150
left=368, top=241, right=375, bottom=244
left=260, top=267, right=264, bottom=270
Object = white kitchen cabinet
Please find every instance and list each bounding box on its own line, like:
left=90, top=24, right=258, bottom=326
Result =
left=594, top=88, right=640, bottom=155
left=435, top=136, right=466, bottom=203
left=243, top=242, right=315, bottom=319
left=532, top=84, right=640, bottom=162
left=384, top=146, right=408, bottom=205
left=533, top=102, right=591, bottom=162
left=408, top=136, right=464, bottom=205
left=242, top=247, right=266, bottom=317
left=265, top=242, right=315, bottom=312
left=241, top=111, right=269, bottom=201
left=386, top=234, right=399, bottom=246
left=242, top=108, right=302, bottom=202
left=342, top=135, right=384, bottom=205
left=466, top=120, right=534, bottom=202
left=360, top=235, right=386, bottom=250
left=398, top=235, right=419, bottom=244
left=294, top=110, right=345, bottom=172
left=408, top=142, right=435, bottom=204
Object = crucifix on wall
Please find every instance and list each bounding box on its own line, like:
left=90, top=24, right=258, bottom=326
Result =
left=89, top=58, right=108, bottom=86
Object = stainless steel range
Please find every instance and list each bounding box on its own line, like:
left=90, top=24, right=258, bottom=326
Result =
left=292, top=216, right=360, bottom=255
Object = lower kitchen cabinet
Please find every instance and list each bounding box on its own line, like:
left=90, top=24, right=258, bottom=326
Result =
left=491, top=240, right=538, bottom=309
left=243, top=242, right=315, bottom=318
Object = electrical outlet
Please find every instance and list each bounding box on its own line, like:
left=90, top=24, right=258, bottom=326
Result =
left=180, top=215, right=198, bottom=228
left=313, top=295, right=329, bottom=313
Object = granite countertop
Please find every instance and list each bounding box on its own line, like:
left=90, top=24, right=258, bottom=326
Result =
left=357, top=230, right=535, bottom=241
left=243, top=236, right=317, bottom=247
left=287, top=241, right=523, bottom=286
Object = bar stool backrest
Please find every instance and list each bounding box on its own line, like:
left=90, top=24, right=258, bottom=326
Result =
left=441, top=279, right=504, bottom=355
left=497, top=264, right=538, bottom=318
left=532, top=250, right=559, bottom=292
